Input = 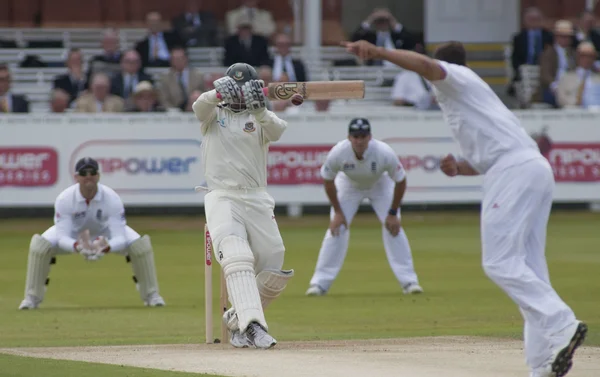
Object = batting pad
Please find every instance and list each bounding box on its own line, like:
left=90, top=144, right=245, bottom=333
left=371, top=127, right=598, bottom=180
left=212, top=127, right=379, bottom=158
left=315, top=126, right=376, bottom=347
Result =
left=256, top=269, right=295, bottom=309
left=220, top=235, right=267, bottom=333
left=127, top=235, right=160, bottom=300
left=24, top=234, right=54, bottom=300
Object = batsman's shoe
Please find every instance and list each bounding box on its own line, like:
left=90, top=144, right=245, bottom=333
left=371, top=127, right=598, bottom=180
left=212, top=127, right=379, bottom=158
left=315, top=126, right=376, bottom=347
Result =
left=529, top=365, right=556, bottom=377
left=18, top=295, right=41, bottom=310
left=550, top=321, right=587, bottom=377
left=305, top=285, right=326, bottom=296
left=402, top=283, right=423, bottom=295
left=144, top=293, right=166, bottom=307
left=223, top=309, right=251, bottom=348
left=245, top=322, right=277, bottom=349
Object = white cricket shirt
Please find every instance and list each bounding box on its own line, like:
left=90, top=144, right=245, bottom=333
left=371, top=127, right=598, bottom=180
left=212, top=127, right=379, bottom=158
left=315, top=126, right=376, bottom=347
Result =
left=320, top=139, right=406, bottom=189
left=193, top=90, right=287, bottom=190
left=53, top=183, right=127, bottom=252
left=430, top=61, right=540, bottom=174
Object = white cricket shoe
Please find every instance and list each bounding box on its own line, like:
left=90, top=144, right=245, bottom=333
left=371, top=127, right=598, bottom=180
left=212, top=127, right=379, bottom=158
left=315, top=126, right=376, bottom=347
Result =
left=18, top=296, right=41, bottom=310
left=403, top=283, right=423, bottom=295
left=305, top=285, right=326, bottom=296
left=549, top=321, right=587, bottom=377
left=222, top=309, right=251, bottom=348
left=144, top=293, right=166, bottom=307
left=245, top=322, right=277, bottom=349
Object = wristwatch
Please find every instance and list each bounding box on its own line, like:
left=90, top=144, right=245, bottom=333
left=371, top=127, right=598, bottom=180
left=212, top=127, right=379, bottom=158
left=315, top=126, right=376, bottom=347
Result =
left=388, top=208, right=398, bottom=216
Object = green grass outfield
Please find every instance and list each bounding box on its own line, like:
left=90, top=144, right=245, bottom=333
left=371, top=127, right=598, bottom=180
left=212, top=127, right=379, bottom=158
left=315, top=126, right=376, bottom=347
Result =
left=0, top=210, right=598, bottom=376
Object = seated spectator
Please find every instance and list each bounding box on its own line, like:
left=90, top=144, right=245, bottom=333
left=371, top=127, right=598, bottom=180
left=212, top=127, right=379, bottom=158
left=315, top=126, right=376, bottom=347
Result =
left=172, top=0, right=218, bottom=47
left=390, top=69, right=438, bottom=110
left=87, top=29, right=122, bottom=83
left=267, top=33, right=307, bottom=82
left=158, top=47, right=204, bottom=110
left=110, top=50, right=154, bottom=100
left=557, top=42, right=600, bottom=108
left=510, top=7, right=553, bottom=90
left=223, top=14, right=270, bottom=67
left=534, top=20, right=577, bottom=107
left=226, top=0, right=276, bottom=38
left=572, top=10, right=600, bottom=53
left=351, top=8, right=416, bottom=66
left=52, top=48, right=86, bottom=105
left=135, top=12, right=183, bottom=68
left=49, top=89, right=70, bottom=113
left=184, top=90, right=203, bottom=112
left=126, top=81, right=165, bottom=112
left=75, top=73, right=124, bottom=113
left=0, top=64, right=29, bottom=113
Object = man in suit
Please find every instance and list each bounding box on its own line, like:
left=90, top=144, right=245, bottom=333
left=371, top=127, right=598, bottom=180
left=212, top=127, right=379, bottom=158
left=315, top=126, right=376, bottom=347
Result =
left=158, top=47, right=204, bottom=110
left=223, top=15, right=270, bottom=67
left=87, top=29, right=123, bottom=85
left=225, top=0, right=275, bottom=38
left=75, top=73, right=124, bottom=113
left=510, top=7, right=554, bottom=86
left=135, top=12, right=183, bottom=68
left=172, top=0, right=218, bottom=47
left=557, top=42, right=600, bottom=108
left=110, top=50, right=154, bottom=100
left=572, top=10, right=600, bottom=55
left=0, top=64, right=29, bottom=113
left=351, top=8, right=416, bottom=66
left=267, top=33, right=307, bottom=82
left=534, top=20, right=577, bottom=107
left=53, top=48, right=87, bottom=106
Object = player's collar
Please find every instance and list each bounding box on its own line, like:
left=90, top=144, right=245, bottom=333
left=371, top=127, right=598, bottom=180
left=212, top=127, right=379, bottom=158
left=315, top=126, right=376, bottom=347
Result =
left=76, top=184, right=103, bottom=202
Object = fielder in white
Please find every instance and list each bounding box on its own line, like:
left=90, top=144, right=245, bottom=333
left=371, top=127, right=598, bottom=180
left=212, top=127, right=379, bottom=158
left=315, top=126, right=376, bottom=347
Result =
left=343, top=40, right=587, bottom=377
left=19, top=157, right=165, bottom=310
left=193, top=63, right=294, bottom=349
left=306, top=118, right=423, bottom=296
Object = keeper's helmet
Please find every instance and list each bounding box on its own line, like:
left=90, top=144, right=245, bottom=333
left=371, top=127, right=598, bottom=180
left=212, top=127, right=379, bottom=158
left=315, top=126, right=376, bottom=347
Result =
left=226, top=63, right=258, bottom=87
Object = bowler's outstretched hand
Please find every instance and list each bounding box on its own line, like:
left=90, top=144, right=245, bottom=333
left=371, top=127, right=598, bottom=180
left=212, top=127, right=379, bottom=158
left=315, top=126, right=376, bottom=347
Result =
left=341, top=40, right=380, bottom=61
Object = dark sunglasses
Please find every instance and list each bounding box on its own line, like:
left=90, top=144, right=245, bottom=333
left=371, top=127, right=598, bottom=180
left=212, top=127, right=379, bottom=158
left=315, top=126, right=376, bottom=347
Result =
left=78, top=169, right=98, bottom=177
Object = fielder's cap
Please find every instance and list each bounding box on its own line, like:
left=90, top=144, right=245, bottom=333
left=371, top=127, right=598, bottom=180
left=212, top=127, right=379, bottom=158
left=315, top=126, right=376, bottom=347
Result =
left=75, top=157, right=99, bottom=172
left=348, top=118, right=371, bottom=135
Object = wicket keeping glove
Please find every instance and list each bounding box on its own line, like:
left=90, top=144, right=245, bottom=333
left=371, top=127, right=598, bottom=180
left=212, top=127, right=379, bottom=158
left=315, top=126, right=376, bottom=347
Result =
left=242, top=80, right=267, bottom=113
left=213, top=76, right=243, bottom=104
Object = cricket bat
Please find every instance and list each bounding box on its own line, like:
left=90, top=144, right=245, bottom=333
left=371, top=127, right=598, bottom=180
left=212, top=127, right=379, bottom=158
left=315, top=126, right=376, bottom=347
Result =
left=216, top=80, right=365, bottom=101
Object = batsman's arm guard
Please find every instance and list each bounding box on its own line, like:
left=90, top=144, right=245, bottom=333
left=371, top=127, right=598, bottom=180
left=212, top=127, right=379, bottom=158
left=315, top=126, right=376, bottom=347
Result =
left=193, top=90, right=219, bottom=135
left=256, top=268, right=294, bottom=309
left=255, top=109, right=287, bottom=143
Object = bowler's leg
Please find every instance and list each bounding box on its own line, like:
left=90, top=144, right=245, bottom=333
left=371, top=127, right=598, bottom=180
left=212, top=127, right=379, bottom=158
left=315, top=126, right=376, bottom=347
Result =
left=369, top=178, right=420, bottom=293
left=308, top=178, right=363, bottom=294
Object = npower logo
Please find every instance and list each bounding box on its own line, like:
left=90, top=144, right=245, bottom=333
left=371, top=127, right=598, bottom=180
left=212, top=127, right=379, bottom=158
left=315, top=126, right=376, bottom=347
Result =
left=70, top=139, right=203, bottom=193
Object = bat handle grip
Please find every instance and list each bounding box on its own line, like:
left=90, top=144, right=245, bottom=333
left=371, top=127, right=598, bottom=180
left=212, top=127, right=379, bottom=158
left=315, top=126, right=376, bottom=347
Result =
left=215, top=87, right=269, bottom=100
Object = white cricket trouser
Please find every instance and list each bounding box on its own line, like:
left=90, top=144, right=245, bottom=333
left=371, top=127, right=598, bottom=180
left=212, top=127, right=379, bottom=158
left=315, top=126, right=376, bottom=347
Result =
left=309, top=175, right=419, bottom=292
left=481, top=156, right=576, bottom=369
left=41, top=225, right=141, bottom=254
left=204, top=188, right=285, bottom=274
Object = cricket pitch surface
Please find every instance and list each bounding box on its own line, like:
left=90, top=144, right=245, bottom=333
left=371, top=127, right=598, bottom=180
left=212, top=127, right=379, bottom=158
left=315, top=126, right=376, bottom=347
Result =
left=1, top=336, right=599, bottom=377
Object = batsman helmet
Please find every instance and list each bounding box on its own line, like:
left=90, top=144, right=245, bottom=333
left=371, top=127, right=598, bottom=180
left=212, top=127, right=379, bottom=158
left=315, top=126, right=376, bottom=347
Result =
left=225, top=63, right=258, bottom=87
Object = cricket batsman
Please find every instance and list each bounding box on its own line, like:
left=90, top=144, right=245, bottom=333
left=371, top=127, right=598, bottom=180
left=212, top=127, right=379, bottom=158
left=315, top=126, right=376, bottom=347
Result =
left=19, top=157, right=165, bottom=310
left=306, top=118, right=423, bottom=296
left=192, top=63, right=295, bottom=349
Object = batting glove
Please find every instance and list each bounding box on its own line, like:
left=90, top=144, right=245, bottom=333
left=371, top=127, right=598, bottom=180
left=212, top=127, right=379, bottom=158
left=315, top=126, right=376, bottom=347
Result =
left=213, top=76, right=243, bottom=104
left=242, top=80, right=267, bottom=113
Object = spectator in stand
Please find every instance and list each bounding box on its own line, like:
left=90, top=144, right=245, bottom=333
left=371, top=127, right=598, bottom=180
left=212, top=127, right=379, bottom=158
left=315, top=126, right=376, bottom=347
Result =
left=75, top=73, right=124, bottom=113
left=509, top=7, right=554, bottom=94
left=0, top=64, right=29, bottom=113
left=267, top=33, right=307, bottom=82
left=556, top=42, right=600, bottom=108
left=87, top=29, right=122, bottom=83
left=351, top=8, right=416, bottom=66
left=223, top=14, right=270, bottom=67
left=49, top=89, right=70, bottom=113
left=172, top=0, right=218, bottom=47
left=158, top=47, right=204, bottom=111
left=225, top=0, right=276, bottom=38
left=110, top=50, right=154, bottom=100
left=533, top=20, right=576, bottom=108
left=390, top=68, right=438, bottom=110
left=135, top=12, right=183, bottom=68
left=52, top=48, right=86, bottom=106
left=126, top=81, right=165, bottom=112
left=572, top=10, right=600, bottom=54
